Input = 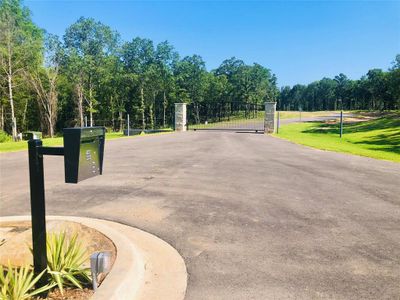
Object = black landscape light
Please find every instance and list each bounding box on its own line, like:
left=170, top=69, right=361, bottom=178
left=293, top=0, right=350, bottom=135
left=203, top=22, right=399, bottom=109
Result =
left=27, top=127, right=105, bottom=290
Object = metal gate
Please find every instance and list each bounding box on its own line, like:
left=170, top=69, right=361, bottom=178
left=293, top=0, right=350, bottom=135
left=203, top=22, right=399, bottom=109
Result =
left=187, top=102, right=265, bottom=132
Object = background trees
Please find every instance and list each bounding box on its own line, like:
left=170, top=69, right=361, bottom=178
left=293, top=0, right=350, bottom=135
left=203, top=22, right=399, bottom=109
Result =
left=0, top=0, right=399, bottom=139
left=63, top=17, right=119, bottom=127
left=0, top=0, right=42, bottom=140
left=278, top=67, right=399, bottom=111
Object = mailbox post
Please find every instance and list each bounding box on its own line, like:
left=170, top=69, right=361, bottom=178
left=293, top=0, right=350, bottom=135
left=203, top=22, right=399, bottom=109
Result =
left=27, top=127, right=105, bottom=289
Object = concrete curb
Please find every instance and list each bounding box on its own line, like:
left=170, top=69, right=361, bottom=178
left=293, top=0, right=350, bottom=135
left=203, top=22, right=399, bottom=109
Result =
left=0, top=215, right=187, bottom=300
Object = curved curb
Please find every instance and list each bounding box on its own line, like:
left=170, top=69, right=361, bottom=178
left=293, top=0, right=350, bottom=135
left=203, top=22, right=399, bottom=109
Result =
left=0, top=215, right=187, bottom=300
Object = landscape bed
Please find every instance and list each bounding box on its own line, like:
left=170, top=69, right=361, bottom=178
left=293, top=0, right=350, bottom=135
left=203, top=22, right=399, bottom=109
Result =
left=0, top=220, right=116, bottom=300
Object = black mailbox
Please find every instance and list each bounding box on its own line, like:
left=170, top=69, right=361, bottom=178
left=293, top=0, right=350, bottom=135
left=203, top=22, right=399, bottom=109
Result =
left=23, top=131, right=42, bottom=140
left=63, top=127, right=105, bottom=183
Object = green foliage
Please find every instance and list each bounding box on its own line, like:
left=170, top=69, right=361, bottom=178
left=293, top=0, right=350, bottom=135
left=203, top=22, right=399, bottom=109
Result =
left=279, top=63, right=400, bottom=111
left=0, top=131, right=137, bottom=152
left=276, top=114, right=400, bottom=162
left=0, top=130, right=11, bottom=143
left=0, top=136, right=63, bottom=153
left=0, top=264, right=54, bottom=300
left=0, top=0, right=44, bottom=139
left=46, top=231, right=91, bottom=295
left=0, top=0, right=398, bottom=138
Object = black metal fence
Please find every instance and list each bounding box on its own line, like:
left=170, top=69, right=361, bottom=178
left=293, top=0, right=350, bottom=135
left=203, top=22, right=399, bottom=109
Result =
left=87, top=105, right=175, bottom=132
left=187, top=102, right=265, bottom=132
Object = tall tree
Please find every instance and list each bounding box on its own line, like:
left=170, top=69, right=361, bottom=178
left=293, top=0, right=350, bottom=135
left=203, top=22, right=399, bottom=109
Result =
left=334, top=73, right=350, bottom=110
left=0, top=0, right=43, bottom=140
left=63, top=17, right=119, bottom=126
left=121, top=37, right=155, bottom=130
left=388, top=55, right=400, bottom=109
left=174, top=55, right=207, bottom=123
left=365, top=69, right=388, bottom=110
left=155, top=41, right=178, bottom=127
left=26, top=33, right=61, bottom=137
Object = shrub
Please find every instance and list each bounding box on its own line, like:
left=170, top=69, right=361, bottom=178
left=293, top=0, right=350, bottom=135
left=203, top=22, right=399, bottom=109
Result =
left=0, top=263, right=54, bottom=300
left=46, top=231, right=91, bottom=295
left=0, top=130, right=11, bottom=143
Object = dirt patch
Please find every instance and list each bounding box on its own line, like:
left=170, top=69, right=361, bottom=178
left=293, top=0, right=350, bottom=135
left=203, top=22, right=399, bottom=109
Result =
left=91, top=200, right=172, bottom=224
left=0, top=220, right=116, bottom=268
left=323, top=115, right=376, bottom=125
left=356, top=111, right=399, bottom=118
left=36, top=288, right=94, bottom=300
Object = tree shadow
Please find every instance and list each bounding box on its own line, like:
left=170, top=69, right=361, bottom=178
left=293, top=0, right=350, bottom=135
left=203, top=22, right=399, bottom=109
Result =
left=303, top=117, right=400, bottom=135
left=301, top=117, right=400, bottom=156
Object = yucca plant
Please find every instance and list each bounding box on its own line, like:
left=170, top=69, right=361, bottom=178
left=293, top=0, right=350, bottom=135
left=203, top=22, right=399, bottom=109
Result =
left=46, top=231, right=91, bottom=295
left=0, top=263, right=54, bottom=300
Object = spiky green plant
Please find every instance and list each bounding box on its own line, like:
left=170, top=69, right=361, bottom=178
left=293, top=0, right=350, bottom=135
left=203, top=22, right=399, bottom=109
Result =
left=0, top=263, right=54, bottom=300
left=46, top=231, right=91, bottom=295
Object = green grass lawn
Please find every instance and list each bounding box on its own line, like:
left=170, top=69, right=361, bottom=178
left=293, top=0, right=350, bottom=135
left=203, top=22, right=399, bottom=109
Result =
left=275, top=115, right=400, bottom=162
left=0, top=131, right=172, bottom=153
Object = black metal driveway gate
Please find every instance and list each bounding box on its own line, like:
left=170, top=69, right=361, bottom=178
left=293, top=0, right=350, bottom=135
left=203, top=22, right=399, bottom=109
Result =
left=187, top=102, right=265, bottom=132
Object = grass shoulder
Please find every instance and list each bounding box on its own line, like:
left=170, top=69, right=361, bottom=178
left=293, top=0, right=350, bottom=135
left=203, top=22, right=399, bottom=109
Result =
left=0, top=131, right=172, bottom=153
left=274, top=113, right=400, bottom=162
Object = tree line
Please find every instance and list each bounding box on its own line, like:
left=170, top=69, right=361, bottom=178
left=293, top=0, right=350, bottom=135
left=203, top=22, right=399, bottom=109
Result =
left=0, top=0, right=278, bottom=140
left=1, top=0, right=399, bottom=141
left=279, top=59, right=400, bottom=112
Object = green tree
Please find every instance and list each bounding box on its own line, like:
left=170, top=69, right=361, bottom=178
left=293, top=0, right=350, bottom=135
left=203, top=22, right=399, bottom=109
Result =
left=334, top=73, right=350, bottom=109
left=25, top=34, right=60, bottom=137
left=0, top=0, right=43, bottom=140
left=121, top=37, right=155, bottom=130
left=174, top=55, right=207, bottom=123
left=386, top=55, right=400, bottom=109
left=365, top=69, right=388, bottom=110
left=63, top=17, right=119, bottom=126
left=155, top=41, right=179, bottom=127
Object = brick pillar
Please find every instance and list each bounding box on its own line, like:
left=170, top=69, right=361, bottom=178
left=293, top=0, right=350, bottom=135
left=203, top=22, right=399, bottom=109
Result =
left=264, top=102, right=276, bottom=134
left=175, top=103, right=187, bottom=132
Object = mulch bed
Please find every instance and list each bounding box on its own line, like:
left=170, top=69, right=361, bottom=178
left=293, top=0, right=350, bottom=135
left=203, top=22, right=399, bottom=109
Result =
left=36, top=288, right=94, bottom=300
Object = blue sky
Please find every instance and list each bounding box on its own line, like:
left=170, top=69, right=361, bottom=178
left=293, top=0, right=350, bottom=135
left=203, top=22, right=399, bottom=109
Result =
left=25, top=0, right=400, bottom=87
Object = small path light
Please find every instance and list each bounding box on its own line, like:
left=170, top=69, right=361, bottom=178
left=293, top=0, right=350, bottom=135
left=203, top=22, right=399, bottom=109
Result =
left=90, top=251, right=113, bottom=291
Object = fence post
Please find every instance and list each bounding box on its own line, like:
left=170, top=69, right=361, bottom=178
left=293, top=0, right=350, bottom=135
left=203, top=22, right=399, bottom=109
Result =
left=340, top=110, right=343, bottom=138
left=174, top=103, right=187, bottom=132
left=127, top=114, right=130, bottom=136
left=85, top=116, right=88, bottom=127
left=277, top=111, right=280, bottom=134
left=264, top=102, right=277, bottom=134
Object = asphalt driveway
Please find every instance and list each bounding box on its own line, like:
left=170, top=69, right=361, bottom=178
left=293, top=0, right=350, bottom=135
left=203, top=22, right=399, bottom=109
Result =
left=1, top=132, right=399, bottom=299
